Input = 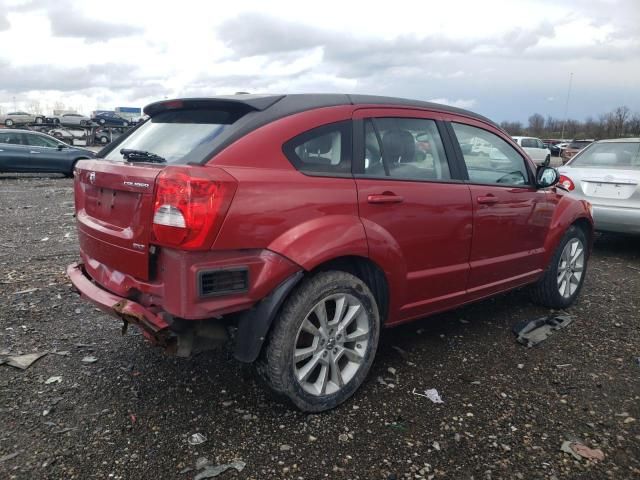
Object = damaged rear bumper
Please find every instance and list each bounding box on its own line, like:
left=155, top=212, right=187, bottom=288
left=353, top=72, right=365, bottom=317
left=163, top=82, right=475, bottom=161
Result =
left=66, top=262, right=171, bottom=345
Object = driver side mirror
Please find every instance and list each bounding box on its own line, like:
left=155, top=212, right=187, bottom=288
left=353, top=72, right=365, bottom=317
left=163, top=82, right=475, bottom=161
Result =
left=536, top=166, right=559, bottom=188
left=57, top=144, right=66, bottom=150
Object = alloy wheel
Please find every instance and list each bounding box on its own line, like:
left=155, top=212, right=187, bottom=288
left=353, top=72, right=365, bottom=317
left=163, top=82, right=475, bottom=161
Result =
left=557, top=238, right=585, bottom=298
left=293, top=293, right=370, bottom=396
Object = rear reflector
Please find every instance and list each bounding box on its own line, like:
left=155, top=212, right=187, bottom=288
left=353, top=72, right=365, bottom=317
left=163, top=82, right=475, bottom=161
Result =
left=152, top=166, right=237, bottom=250
left=199, top=268, right=248, bottom=297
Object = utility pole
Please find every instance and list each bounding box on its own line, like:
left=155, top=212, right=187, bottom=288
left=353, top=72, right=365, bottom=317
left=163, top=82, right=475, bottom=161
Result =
left=560, top=72, right=573, bottom=141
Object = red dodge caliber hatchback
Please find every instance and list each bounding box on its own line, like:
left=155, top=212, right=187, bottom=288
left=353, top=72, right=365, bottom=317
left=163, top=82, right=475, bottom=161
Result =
left=68, top=94, right=593, bottom=411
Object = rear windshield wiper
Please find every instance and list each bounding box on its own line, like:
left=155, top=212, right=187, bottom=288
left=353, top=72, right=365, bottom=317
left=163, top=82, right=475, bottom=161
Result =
left=120, top=149, right=166, bottom=163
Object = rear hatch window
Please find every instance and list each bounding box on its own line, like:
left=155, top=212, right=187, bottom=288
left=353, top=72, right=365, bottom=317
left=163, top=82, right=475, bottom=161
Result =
left=571, top=142, right=640, bottom=169
left=102, top=108, right=248, bottom=165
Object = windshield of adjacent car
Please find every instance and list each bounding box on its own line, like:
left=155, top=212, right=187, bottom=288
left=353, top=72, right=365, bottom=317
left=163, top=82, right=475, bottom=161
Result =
left=570, top=142, right=640, bottom=169
left=103, top=108, right=246, bottom=164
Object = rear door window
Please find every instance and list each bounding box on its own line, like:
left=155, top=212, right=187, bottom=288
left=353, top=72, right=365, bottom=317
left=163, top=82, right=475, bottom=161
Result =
left=103, top=108, right=248, bottom=165
left=362, top=117, right=451, bottom=181
left=283, top=121, right=351, bottom=175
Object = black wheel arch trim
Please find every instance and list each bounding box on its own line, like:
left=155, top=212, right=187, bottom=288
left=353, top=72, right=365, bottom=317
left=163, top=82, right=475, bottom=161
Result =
left=234, top=270, right=304, bottom=363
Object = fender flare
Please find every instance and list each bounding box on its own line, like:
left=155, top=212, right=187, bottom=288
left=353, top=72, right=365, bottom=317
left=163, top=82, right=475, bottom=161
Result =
left=542, top=195, right=594, bottom=266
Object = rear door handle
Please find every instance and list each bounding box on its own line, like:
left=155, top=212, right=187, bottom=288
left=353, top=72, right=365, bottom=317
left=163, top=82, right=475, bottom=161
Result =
left=29, top=150, right=41, bottom=154
left=477, top=194, right=499, bottom=205
left=367, top=193, right=404, bottom=204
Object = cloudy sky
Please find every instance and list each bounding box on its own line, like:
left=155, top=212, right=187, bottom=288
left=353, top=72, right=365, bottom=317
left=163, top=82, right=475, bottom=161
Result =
left=0, top=0, right=638, bottom=121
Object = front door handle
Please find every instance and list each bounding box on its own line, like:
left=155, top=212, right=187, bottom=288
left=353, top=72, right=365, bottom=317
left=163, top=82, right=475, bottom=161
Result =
left=477, top=194, right=499, bottom=205
left=29, top=150, right=41, bottom=154
left=367, top=193, right=404, bottom=204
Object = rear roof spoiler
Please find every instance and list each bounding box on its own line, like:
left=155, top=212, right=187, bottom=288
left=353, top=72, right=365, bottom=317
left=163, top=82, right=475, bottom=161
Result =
left=144, top=95, right=285, bottom=117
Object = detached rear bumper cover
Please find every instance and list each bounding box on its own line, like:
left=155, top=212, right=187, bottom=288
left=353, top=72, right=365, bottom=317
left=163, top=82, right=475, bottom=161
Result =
left=67, top=262, right=170, bottom=343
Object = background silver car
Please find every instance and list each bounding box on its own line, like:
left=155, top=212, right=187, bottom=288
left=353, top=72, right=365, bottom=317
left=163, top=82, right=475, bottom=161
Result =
left=50, top=112, right=91, bottom=126
left=0, top=111, right=45, bottom=126
left=558, top=138, right=640, bottom=234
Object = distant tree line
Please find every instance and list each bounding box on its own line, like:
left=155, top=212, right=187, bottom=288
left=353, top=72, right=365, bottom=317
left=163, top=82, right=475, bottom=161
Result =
left=500, top=106, right=640, bottom=140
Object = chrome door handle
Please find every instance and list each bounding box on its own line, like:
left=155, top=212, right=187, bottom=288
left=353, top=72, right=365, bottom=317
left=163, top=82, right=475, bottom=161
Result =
left=29, top=150, right=41, bottom=154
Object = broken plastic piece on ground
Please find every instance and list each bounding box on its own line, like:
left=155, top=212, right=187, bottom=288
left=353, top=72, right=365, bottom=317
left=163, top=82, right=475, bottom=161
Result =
left=194, top=460, right=246, bottom=479
left=412, top=388, right=444, bottom=404
left=512, top=315, right=573, bottom=347
left=1, top=352, right=48, bottom=369
left=45, top=376, right=62, bottom=384
left=81, top=356, right=98, bottom=364
left=561, top=440, right=605, bottom=461
left=187, top=433, right=207, bottom=445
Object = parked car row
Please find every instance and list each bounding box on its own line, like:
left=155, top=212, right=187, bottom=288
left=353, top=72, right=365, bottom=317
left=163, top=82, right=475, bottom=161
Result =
left=0, top=110, right=140, bottom=128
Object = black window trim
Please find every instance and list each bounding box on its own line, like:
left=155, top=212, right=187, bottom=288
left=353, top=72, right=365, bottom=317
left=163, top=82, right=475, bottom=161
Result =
left=282, top=120, right=353, bottom=178
left=351, top=114, right=465, bottom=184
left=445, top=121, right=536, bottom=188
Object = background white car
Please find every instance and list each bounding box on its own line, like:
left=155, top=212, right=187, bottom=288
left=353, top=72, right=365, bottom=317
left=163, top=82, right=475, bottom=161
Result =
left=50, top=112, right=91, bottom=126
left=512, top=136, right=552, bottom=166
left=0, top=111, right=45, bottom=126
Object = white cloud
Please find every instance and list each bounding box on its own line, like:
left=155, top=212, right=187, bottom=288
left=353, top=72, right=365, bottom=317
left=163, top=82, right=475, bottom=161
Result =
left=0, top=0, right=637, bottom=121
left=428, top=98, right=477, bottom=109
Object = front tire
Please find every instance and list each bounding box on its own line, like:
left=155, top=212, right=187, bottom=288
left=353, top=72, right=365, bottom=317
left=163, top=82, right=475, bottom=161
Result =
left=258, top=271, right=380, bottom=412
left=530, top=225, right=588, bottom=309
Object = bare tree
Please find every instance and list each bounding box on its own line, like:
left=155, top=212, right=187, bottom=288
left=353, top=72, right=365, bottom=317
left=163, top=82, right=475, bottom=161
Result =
left=500, top=121, right=523, bottom=135
left=611, top=106, right=631, bottom=136
left=528, top=113, right=545, bottom=136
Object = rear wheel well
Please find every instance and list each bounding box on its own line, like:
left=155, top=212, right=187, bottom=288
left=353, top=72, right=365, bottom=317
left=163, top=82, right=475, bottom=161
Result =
left=309, top=256, right=389, bottom=323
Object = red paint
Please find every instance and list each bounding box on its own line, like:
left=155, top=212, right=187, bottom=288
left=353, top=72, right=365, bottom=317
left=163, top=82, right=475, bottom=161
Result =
left=69, top=100, right=593, bottom=339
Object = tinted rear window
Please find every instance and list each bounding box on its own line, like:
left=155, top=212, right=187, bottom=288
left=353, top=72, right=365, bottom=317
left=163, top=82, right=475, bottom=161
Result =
left=570, top=142, right=640, bottom=169
left=103, top=109, right=247, bottom=164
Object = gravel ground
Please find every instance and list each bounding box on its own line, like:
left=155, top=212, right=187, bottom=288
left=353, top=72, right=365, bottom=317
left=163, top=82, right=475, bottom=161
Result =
left=0, top=174, right=638, bottom=480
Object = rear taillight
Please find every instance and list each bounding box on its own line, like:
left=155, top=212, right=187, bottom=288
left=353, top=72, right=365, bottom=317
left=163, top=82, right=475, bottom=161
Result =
left=558, top=174, right=575, bottom=191
left=152, top=167, right=237, bottom=249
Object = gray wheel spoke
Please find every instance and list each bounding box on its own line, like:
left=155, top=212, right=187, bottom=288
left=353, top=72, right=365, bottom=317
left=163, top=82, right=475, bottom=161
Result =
left=329, top=355, right=344, bottom=388
left=332, top=295, right=347, bottom=325
left=337, top=305, right=361, bottom=334
left=342, top=347, right=364, bottom=364
left=297, top=352, right=322, bottom=383
left=294, top=345, right=316, bottom=363
left=345, top=329, right=369, bottom=343
left=314, top=302, right=329, bottom=332
left=317, top=364, right=329, bottom=395
left=301, top=318, right=321, bottom=337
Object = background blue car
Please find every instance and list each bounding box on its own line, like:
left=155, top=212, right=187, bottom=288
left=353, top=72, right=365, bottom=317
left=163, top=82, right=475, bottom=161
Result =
left=0, top=129, right=95, bottom=177
left=91, top=111, right=131, bottom=127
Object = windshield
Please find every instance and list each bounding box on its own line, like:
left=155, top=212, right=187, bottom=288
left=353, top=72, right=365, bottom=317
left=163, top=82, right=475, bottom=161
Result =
left=103, top=109, right=245, bottom=164
left=570, top=142, right=640, bottom=170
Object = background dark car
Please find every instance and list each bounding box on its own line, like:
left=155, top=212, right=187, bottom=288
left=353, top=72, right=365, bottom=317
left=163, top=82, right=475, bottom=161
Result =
left=562, top=140, right=593, bottom=164
left=91, top=111, right=131, bottom=127
left=0, top=129, right=95, bottom=177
